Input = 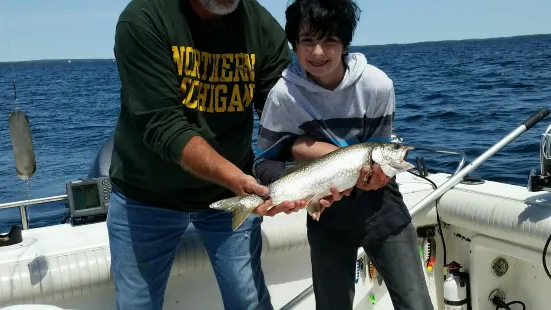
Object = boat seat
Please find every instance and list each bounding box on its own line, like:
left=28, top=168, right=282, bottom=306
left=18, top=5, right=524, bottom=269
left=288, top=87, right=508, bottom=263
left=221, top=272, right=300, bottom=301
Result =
left=0, top=306, right=65, bottom=310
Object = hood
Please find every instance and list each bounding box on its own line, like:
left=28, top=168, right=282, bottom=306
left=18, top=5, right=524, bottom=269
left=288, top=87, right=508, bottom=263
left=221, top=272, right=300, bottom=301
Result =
left=281, top=52, right=368, bottom=93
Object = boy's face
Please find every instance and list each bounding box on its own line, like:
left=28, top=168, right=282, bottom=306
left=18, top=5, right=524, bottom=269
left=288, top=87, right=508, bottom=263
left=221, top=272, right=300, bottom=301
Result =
left=295, top=28, right=346, bottom=84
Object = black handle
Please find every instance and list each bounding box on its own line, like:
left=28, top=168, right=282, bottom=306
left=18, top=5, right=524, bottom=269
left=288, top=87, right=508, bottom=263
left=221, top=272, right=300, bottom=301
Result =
left=523, top=108, right=549, bottom=130
left=0, top=226, right=23, bottom=247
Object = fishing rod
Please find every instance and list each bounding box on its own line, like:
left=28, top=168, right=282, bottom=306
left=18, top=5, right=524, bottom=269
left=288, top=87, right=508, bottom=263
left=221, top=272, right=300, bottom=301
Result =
left=409, top=107, right=550, bottom=217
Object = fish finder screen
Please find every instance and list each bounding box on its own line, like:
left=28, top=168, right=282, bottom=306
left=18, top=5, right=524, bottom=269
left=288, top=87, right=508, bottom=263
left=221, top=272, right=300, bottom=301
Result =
left=72, top=184, right=101, bottom=210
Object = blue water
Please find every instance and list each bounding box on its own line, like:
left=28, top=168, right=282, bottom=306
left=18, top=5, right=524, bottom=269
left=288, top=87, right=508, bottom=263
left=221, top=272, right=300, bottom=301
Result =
left=1, top=34, right=551, bottom=233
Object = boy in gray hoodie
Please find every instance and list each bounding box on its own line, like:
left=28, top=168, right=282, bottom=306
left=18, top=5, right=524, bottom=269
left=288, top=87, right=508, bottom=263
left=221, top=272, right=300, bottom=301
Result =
left=253, top=0, right=434, bottom=309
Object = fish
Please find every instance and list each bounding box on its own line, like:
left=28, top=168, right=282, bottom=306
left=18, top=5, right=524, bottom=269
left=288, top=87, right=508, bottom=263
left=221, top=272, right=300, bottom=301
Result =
left=209, top=142, right=416, bottom=230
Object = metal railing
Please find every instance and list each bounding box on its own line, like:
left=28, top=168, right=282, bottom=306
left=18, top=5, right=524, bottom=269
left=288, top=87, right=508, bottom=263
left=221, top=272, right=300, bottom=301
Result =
left=0, top=194, right=68, bottom=230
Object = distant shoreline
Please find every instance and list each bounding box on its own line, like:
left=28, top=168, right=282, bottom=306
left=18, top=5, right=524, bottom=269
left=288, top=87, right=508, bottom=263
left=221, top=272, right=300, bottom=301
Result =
left=1, top=32, right=549, bottom=64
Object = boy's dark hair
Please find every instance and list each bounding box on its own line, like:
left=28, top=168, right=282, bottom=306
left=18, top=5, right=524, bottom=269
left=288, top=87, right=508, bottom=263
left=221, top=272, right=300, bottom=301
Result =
left=285, top=0, right=361, bottom=51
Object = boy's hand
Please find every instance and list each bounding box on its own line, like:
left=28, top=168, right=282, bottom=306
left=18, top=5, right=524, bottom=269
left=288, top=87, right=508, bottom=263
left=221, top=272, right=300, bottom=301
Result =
left=356, top=164, right=389, bottom=191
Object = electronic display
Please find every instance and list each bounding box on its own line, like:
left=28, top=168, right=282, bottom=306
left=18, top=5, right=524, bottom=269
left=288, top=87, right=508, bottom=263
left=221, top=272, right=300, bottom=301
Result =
left=66, top=176, right=111, bottom=225
left=71, top=183, right=101, bottom=210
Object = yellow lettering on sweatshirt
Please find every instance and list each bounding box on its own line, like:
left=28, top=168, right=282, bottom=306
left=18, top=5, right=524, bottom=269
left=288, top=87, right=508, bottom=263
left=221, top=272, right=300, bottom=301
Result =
left=172, top=46, right=256, bottom=113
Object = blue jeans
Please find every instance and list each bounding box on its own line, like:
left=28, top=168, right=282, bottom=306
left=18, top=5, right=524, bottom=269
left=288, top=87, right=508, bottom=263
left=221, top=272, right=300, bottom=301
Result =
left=308, top=222, right=433, bottom=310
left=106, top=190, right=273, bottom=310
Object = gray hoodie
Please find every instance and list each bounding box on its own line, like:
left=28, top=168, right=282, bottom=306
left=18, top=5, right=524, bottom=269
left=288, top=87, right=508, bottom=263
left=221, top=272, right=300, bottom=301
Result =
left=256, top=52, right=396, bottom=161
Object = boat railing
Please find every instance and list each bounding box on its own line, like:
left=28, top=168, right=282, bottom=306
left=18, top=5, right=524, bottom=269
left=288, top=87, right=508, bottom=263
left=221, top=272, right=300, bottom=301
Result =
left=0, top=195, right=68, bottom=230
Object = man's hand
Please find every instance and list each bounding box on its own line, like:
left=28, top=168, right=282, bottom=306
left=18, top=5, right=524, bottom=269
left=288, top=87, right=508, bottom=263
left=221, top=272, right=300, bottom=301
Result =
left=228, top=174, right=273, bottom=215
left=356, top=164, right=390, bottom=191
left=229, top=174, right=309, bottom=217
left=230, top=173, right=271, bottom=197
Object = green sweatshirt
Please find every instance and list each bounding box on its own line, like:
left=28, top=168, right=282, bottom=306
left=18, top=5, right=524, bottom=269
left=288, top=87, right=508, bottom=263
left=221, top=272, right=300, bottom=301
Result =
left=109, top=0, right=292, bottom=212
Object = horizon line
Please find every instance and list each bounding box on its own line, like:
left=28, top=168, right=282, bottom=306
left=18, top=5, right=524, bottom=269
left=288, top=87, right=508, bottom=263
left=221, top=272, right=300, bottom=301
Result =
left=1, top=32, right=549, bottom=64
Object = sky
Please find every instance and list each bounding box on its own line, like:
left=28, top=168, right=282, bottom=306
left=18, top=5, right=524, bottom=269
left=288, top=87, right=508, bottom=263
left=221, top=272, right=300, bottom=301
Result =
left=0, top=0, right=550, bottom=62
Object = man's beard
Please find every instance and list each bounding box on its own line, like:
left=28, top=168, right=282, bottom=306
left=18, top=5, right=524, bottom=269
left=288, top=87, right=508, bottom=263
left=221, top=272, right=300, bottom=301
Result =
left=197, top=0, right=241, bottom=15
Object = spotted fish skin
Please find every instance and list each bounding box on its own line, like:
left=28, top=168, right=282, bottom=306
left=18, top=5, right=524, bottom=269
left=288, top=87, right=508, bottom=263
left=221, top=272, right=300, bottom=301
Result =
left=209, top=142, right=414, bottom=230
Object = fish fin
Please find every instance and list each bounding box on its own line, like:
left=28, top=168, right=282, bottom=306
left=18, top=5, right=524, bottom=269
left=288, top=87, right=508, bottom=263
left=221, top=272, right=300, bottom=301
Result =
left=306, top=201, right=322, bottom=221
left=232, top=208, right=252, bottom=230
left=305, top=193, right=317, bottom=205
left=362, top=154, right=373, bottom=172
left=305, top=193, right=321, bottom=221
left=209, top=196, right=253, bottom=230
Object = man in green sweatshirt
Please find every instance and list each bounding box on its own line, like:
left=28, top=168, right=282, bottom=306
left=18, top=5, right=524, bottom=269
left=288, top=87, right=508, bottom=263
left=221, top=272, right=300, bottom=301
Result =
left=106, top=0, right=317, bottom=309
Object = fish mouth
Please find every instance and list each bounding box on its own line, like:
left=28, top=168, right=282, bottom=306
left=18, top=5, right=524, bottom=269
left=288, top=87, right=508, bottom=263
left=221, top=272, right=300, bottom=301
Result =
left=401, top=145, right=415, bottom=160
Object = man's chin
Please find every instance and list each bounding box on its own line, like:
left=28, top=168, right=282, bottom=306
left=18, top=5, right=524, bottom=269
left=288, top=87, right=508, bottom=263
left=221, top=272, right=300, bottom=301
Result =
left=199, top=0, right=241, bottom=15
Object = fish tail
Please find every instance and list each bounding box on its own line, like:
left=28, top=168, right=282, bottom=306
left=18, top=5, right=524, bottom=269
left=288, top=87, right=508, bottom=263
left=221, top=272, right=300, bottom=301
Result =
left=231, top=208, right=252, bottom=231
left=209, top=195, right=263, bottom=230
left=209, top=196, right=244, bottom=211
